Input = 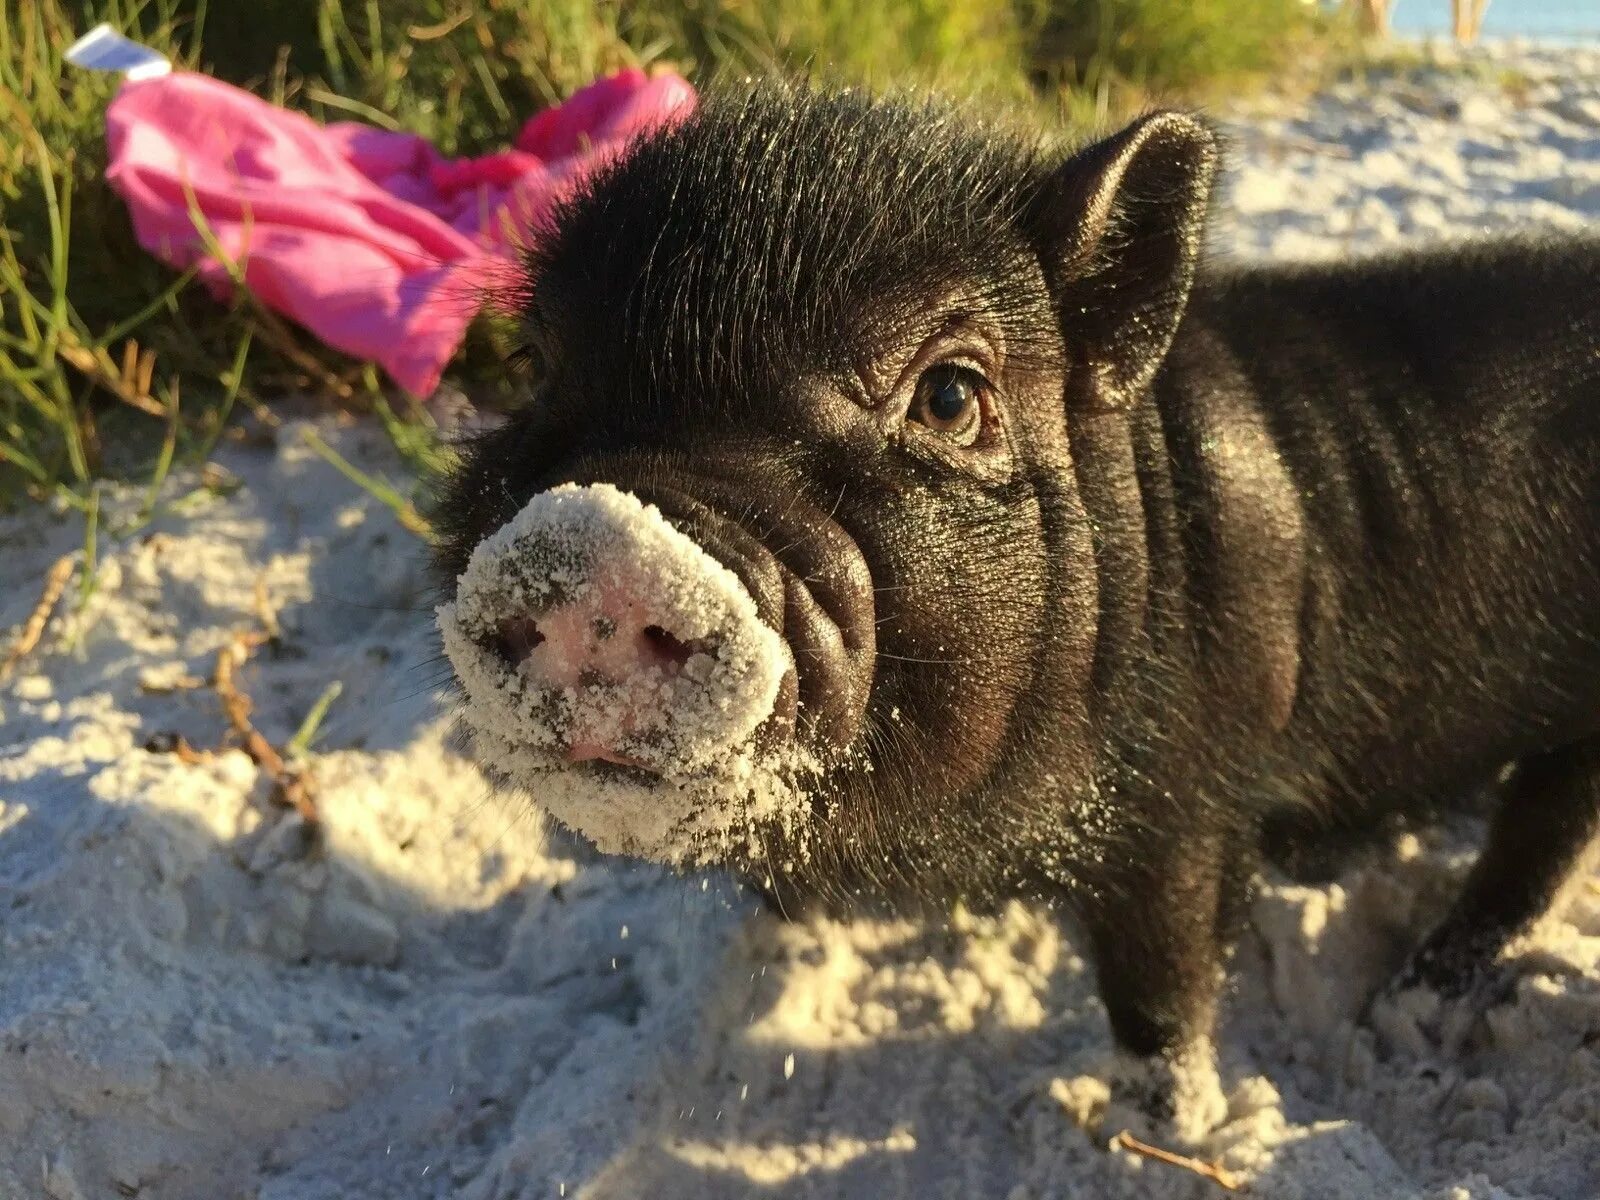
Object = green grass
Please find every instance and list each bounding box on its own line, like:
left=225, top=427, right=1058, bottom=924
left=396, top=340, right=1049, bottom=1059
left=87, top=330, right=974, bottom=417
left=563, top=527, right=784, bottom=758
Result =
left=0, top=0, right=1343, bottom=531
left=1035, top=0, right=1333, bottom=95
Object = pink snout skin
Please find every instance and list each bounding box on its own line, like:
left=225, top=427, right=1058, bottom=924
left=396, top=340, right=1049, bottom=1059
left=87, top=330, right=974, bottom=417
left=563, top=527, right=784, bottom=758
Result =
left=497, top=576, right=701, bottom=767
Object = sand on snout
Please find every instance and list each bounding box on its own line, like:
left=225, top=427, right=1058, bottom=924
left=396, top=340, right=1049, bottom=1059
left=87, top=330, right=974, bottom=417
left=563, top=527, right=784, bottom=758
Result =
left=1, top=41, right=1598, bottom=1200
left=439, top=482, right=807, bottom=866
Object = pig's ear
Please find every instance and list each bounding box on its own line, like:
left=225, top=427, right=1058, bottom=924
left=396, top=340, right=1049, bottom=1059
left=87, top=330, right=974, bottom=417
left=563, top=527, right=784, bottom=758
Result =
left=1025, top=111, right=1218, bottom=406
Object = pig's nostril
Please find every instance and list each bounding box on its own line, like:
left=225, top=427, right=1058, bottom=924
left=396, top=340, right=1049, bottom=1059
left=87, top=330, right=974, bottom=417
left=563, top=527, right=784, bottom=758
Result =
left=489, top=615, right=545, bottom=665
left=641, top=624, right=695, bottom=668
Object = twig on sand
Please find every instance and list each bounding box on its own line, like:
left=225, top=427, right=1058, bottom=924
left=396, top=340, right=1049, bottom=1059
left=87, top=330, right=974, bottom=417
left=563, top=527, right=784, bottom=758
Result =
left=214, top=629, right=319, bottom=824
left=145, top=577, right=323, bottom=825
left=1109, top=1131, right=1244, bottom=1192
left=253, top=574, right=282, bottom=642
left=0, top=554, right=76, bottom=683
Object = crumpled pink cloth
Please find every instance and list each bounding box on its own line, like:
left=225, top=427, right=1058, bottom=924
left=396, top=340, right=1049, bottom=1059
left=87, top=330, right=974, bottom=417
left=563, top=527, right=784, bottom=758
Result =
left=105, top=69, right=695, bottom=396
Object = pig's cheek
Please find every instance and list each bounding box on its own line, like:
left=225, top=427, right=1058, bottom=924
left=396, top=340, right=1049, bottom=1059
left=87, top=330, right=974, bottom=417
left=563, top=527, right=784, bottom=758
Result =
left=893, top=587, right=1041, bottom=791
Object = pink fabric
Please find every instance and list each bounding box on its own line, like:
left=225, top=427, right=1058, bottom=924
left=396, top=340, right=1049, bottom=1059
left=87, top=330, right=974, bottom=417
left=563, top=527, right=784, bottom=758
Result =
left=105, top=69, right=695, bottom=396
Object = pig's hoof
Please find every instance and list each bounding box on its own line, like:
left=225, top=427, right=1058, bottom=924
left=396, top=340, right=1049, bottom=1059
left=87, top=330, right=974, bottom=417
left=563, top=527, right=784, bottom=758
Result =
left=1393, top=933, right=1500, bottom=1000
left=1097, top=1042, right=1227, bottom=1146
left=1366, top=960, right=1521, bottom=1059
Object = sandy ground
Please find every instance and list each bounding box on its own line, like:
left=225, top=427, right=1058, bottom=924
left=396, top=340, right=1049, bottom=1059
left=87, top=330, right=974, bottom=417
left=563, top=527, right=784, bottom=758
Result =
left=3, top=41, right=1599, bottom=1200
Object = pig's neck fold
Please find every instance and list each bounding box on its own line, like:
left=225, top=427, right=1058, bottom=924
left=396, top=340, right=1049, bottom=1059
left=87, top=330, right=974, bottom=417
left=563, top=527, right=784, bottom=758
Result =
left=1069, top=324, right=1310, bottom=743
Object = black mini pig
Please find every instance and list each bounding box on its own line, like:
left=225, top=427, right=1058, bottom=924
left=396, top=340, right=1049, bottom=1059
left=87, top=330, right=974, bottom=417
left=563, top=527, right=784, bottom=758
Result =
left=434, top=85, right=1600, bottom=1128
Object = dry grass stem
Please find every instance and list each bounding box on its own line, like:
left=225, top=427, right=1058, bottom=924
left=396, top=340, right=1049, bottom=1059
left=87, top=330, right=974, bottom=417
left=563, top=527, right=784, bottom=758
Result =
left=214, top=629, right=319, bottom=823
left=253, top=574, right=282, bottom=641
left=0, top=554, right=76, bottom=683
left=55, top=339, right=168, bottom=418
left=1109, top=1130, right=1244, bottom=1192
left=138, top=673, right=206, bottom=695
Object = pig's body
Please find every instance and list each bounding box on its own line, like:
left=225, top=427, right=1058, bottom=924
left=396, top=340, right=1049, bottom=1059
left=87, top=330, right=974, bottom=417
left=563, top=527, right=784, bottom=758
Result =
left=1199, top=244, right=1600, bottom=824
left=435, top=86, right=1600, bottom=1128
left=1051, top=240, right=1600, bottom=1059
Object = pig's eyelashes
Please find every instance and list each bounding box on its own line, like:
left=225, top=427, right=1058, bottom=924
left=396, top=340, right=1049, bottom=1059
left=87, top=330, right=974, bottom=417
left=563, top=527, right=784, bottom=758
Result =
left=907, top=363, right=987, bottom=446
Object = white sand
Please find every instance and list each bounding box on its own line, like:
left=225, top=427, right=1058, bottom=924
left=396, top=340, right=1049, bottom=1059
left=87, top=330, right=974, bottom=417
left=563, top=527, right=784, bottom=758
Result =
left=3, top=42, right=1598, bottom=1200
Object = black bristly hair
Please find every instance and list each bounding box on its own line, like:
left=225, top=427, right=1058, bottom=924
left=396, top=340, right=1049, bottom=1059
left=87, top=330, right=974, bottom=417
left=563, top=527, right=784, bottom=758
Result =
left=512, top=84, right=1063, bottom=421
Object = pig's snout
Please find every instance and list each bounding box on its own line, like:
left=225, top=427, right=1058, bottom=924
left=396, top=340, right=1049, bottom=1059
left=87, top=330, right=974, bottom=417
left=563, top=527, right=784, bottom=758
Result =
left=487, top=579, right=717, bottom=766
left=439, top=483, right=796, bottom=778
left=489, top=602, right=701, bottom=686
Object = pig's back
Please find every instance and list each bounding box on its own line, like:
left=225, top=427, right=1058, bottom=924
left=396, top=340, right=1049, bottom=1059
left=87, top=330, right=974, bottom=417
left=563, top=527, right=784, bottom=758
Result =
left=1179, top=237, right=1600, bottom=821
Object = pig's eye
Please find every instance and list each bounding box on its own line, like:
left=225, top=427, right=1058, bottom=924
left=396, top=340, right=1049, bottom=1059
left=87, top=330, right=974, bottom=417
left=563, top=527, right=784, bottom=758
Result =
left=909, top=364, right=985, bottom=445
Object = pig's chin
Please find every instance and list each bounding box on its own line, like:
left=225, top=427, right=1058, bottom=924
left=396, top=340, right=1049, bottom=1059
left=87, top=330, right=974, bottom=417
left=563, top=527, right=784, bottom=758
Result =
left=463, top=722, right=820, bottom=868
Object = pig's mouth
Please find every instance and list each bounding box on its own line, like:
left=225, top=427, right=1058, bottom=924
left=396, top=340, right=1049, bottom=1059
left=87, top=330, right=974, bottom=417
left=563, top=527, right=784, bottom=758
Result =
left=437, top=480, right=876, bottom=864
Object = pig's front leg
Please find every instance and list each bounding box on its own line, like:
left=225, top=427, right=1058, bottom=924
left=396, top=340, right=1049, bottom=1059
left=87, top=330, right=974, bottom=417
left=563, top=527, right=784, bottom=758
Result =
left=1077, top=827, right=1251, bottom=1142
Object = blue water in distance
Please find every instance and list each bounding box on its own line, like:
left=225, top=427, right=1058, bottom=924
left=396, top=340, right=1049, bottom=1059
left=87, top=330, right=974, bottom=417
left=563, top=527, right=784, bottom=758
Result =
left=1388, top=0, right=1600, bottom=38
